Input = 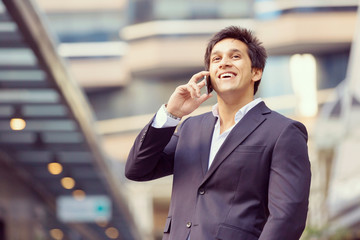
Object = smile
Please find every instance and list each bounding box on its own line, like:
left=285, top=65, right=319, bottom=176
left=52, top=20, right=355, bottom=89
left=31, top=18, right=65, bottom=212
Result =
left=219, top=72, right=237, bottom=79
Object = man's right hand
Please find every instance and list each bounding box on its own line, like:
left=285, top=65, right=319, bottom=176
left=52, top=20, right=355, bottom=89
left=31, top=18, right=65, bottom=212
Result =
left=166, top=71, right=213, bottom=118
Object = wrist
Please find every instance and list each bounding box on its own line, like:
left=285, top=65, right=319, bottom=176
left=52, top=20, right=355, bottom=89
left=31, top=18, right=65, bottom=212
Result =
left=164, top=104, right=182, bottom=120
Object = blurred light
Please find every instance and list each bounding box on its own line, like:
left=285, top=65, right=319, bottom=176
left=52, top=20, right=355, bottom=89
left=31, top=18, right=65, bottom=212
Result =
left=289, top=54, right=318, bottom=117
left=49, top=228, right=64, bottom=240
left=105, top=227, right=119, bottom=239
left=121, top=19, right=254, bottom=40
left=61, top=177, right=75, bottom=189
left=96, top=219, right=108, bottom=227
left=72, top=189, right=86, bottom=201
left=10, top=118, right=26, bottom=130
left=58, top=42, right=128, bottom=58
left=48, top=162, right=63, bottom=175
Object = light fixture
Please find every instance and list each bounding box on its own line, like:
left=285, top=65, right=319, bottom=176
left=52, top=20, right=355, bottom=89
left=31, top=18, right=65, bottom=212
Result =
left=9, top=105, right=26, bottom=131
left=61, top=176, right=75, bottom=189
left=10, top=118, right=26, bottom=130
left=105, top=227, right=119, bottom=239
left=48, top=162, right=63, bottom=175
left=49, top=228, right=64, bottom=240
left=47, top=154, right=63, bottom=175
left=96, top=219, right=108, bottom=228
left=289, top=54, right=318, bottom=117
left=72, top=188, right=86, bottom=201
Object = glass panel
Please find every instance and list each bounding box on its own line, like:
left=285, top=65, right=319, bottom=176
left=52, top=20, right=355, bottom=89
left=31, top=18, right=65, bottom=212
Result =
left=16, top=151, right=51, bottom=163
left=59, top=151, right=93, bottom=163
left=0, top=70, right=46, bottom=81
left=0, top=1, right=5, bottom=14
left=0, top=132, right=34, bottom=143
left=258, top=56, right=294, bottom=97
left=24, top=120, right=77, bottom=131
left=154, top=1, right=190, bottom=20
left=0, top=22, right=17, bottom=32
left=23, top=105, right=68, bottom=117
left=0, top=105, right=12, bottom=117
left=218, top=1, right=254, bottom=18
left=43, top=132, right=84, bottom=143
left=0, top=48, right=37, bottom=66
left=130, top=0, right=253, bottom=24
left=0, top=89, right=60, bottom=103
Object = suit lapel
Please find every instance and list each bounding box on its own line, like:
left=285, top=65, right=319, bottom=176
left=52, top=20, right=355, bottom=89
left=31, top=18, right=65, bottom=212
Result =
left=200, top=102, right=270, bottom=185
left=199, top=113, right=217, bottom=176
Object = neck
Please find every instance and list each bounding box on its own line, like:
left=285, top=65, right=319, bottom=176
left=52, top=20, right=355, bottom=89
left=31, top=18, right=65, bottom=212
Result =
left=216, top=95, right=254, bottom=134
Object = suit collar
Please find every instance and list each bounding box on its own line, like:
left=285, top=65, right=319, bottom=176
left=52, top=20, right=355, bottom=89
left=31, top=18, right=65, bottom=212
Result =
left=200, top=101, right=270, bottom=185
left=211, top=98, right=264, bottom=123
left=199, top=113, right=217, bottom=176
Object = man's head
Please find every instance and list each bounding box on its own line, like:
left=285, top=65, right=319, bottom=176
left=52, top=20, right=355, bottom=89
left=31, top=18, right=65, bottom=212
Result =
left=204, top=26, right=267, bottom=95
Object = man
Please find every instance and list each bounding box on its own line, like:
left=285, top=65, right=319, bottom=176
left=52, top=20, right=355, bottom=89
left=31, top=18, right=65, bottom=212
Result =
left=125, top=26, right=311, bottom=240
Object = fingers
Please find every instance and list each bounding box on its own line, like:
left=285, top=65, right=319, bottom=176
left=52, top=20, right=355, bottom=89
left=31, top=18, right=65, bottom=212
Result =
left=196, top=92, right=213, bottom=105
left=166, top=71, right=213, bottom=117
left=186, top=82, right=197, bottom=98
left=187, top=71, right=209, bottom=98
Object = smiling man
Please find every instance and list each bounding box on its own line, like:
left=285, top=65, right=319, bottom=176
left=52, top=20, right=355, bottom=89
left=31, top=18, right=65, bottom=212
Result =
left=125, top=26, right=311, bottom=240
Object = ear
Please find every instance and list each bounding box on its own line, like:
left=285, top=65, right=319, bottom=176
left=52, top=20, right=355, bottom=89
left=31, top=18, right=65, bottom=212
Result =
left=251, top=68, right=262, bottom=82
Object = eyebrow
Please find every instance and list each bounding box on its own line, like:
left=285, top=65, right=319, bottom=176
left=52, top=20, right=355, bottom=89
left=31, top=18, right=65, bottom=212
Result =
left=211, top=48, right=244, bottom=56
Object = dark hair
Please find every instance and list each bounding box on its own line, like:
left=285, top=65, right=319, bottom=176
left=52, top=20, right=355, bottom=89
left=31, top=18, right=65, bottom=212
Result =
left=204, top=26, right=267, bottom=95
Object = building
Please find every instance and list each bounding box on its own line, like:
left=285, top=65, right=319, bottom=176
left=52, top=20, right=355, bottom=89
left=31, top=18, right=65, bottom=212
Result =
left=0, top=0, right=138, bottom=239
left=1, top=0, right=360, bottom=239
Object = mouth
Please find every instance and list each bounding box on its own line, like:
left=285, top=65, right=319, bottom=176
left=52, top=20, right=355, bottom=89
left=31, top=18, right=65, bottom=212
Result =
left=218, top=72, right=237, bottom=79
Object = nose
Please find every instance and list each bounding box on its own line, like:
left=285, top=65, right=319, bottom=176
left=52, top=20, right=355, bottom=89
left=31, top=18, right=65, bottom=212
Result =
left=219, top=57, right=231, bottom=68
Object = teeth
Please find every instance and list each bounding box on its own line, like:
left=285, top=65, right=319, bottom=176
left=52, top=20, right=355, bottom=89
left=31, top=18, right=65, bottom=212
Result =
left=220, top=73, right=235, bottom=78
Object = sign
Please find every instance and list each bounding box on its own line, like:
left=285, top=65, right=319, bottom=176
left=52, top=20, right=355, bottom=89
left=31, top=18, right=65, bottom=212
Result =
left=57, top=195, right=111, bottom=222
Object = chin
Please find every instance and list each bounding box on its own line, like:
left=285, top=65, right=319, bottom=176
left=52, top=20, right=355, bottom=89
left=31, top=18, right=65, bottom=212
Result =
left=218, top=85, right=238, bottom=92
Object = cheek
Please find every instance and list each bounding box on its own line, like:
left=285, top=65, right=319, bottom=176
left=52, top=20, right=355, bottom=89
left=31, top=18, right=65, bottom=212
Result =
left=238, top=65, right=252, bottom=78
left=209, top=65, right=217, bottom=79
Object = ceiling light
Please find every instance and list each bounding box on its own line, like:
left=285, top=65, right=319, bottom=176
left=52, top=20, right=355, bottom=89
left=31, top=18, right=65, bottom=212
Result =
left=49, top=228, right=64, bottom=240
left=72, top=189, right=86, bottom=201
left=290, top=54, right=318, bottom=117
left=48, top=162, right=63, bottom=175
left=9, top=105, right=26, bottom=131
left=61, top=177, right=75, bottom=189
left=105, top=227, right=119, bottom=239
left=48, top=154, right=63, bottom=175
left=10, top=118, right=26, bottom=130
left=96, top=219, right=108, bottom=227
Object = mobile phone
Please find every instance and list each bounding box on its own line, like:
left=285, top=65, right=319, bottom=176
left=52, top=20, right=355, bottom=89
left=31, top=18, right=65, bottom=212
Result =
left=205, top=75, right=213, bottom=94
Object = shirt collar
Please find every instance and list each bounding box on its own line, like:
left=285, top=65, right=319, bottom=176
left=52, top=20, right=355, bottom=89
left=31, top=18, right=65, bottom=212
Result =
left=212, top=98, right=263, bottom=124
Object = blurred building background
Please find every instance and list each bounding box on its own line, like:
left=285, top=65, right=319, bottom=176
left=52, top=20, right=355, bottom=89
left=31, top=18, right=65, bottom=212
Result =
left=0, top=0, right=360, bottom=239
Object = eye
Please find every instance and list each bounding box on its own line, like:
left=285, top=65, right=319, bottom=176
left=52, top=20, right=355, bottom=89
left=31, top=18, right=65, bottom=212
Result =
left=212, top=56, right=221, bottom=62
left=232, top=54, right=241, bottom=59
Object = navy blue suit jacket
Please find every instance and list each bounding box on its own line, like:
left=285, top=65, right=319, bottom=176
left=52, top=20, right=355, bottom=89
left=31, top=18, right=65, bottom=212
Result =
left=125, top=102, right=311, bottom=240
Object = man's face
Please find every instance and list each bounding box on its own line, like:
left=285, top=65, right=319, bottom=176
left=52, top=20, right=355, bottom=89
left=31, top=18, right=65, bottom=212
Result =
left=209, top=38, right=261, bottom=98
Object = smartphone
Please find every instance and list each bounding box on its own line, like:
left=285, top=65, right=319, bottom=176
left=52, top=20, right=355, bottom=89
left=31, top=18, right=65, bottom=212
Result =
left=205, top=75, right=213, bottom=94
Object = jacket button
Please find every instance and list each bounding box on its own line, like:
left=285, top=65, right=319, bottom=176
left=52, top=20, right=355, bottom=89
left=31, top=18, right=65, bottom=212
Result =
left=186, top=222, right=192, bottom=228
left=199, top=189, right=205, bottom=195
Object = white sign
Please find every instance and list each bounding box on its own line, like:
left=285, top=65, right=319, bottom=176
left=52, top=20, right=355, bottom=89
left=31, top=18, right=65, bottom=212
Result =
left=57, top=195, right=112, bottom=222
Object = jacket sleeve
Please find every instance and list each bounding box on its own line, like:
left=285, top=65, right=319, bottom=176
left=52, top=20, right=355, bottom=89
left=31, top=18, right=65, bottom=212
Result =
left=259, top=121, right=311, bottom=240
left=125, top=116, right=180, bottom=181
